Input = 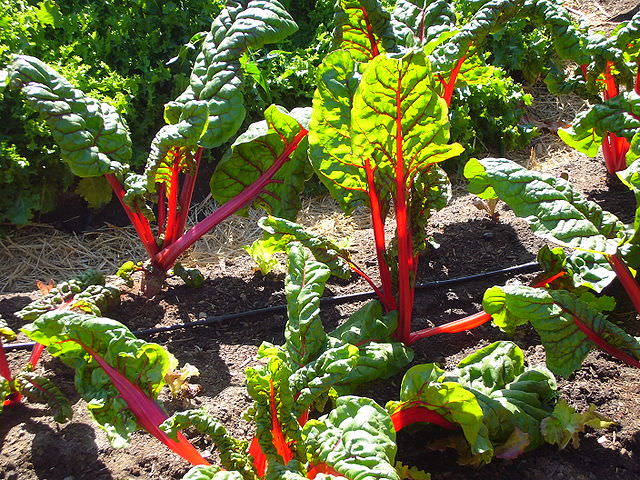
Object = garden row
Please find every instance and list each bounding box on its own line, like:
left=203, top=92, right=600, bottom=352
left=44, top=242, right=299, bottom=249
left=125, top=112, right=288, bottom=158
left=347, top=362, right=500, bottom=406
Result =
left=1, top=0, right=640, bottom=479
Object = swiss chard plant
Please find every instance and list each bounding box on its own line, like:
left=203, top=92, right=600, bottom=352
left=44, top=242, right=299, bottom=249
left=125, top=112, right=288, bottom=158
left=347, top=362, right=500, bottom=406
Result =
left=387, top=341, right=611, bottom=465
left=1, top=269, right=118, bottom=415
left=248, top=0, right=586, bottom=345
left=3, top=0, right=313, bottom=295
left=556, top=11, right=640, bottom=174
left=20, top=310, right=209, bottom=465
left=153, top=247, right=608, bottom=479
left=465, top=156, right=640, bottom=375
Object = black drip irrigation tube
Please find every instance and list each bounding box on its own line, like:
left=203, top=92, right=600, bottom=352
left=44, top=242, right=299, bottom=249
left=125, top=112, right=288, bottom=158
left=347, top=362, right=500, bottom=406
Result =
left=3, top=261, right=540, bottom=352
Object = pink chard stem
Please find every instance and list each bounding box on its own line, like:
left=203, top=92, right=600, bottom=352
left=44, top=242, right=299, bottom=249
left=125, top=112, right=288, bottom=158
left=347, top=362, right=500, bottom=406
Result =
left=175, top=147, right=204, bottom=239
left=70, top=340, right=209, bottom=465
left=0, top=339, right=22, bottom=406
left=608, top=254, right=640, bottom=315
left=154, top=128, right=308, bottom=271
left=105, top=174, right=159, bottom=257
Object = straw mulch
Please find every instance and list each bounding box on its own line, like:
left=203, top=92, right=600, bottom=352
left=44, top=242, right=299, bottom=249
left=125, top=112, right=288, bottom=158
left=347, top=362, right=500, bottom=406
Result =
left=0, top=196, right=368, bottom=293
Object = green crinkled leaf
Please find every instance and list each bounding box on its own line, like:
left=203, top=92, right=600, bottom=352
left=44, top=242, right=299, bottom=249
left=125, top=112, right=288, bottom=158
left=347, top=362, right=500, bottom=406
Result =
left=334, top=0, right=395, bottom=62
left=121, top=172, right=156, bottom=221
left=536, top=244, right=620, bottom=295
left=336, top=341, right=414, bottom=395
left=288, top=343, right=360, bottom=415
left=7, top=55, right=131, bottom=177
left=329, top=300, right=395, bottom=345
left=328, top=301, right=413, bottom=393
left=116, top=261, right=140, bottom=287
left=16, top=270, right=114, bottom=322
left=309, top=50, right=366, bottom=215
left=210, top=105, right=310, bottom=220
left=14, top=371, right=72, bottom=423
left=567, top=250, right=617, bottom=293
left=483, top=285, right=640, bottom=377
left=264, top=461, right=311, bottom=480
left=182, top=466, right=243, bottom=480
left=145, top=100, right=209, bottom=192
left=430, top=0, right=522, bottom=74
left=557, top=125, right=601, bottom=158
left=541, top=399, right=613, bottom=449
left=464, top=157, right=628, bottom=255
left=388, top=341, right=559, bottom=464
left=559, top=92, right=640, bottom=157
left=391, top=0, right=456, bottom=50
left=387, top=363, right=493, bottom=463
left=303, top=396, right=400, bottom=480
left=171, top=0, right=298, bottom=149
left=284, top=243, right=331, bottom=368
left=161, top=409, right=256, bottom=479
left=446, top=341, right=524, bottom=396
left=523, top=0, right=589, bottom=63
left=21, top=312, right=177, bottom=447
left=410, top=164, right=452, bottom=252
left=248, top=216, right=352, bottom=278
left=243, top=234, right=283, bottom=274
left=75, top=176, right=113, bottom=209
left=173, top=263, right=205, bottom=288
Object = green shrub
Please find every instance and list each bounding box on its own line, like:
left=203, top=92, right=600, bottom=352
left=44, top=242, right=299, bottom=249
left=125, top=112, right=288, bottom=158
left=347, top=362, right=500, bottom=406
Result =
left=0, top=0, right=224, bottom=224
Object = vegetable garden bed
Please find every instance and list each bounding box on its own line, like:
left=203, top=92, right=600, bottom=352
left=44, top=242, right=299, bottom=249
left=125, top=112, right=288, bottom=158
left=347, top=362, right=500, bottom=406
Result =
left=2, top=0, right=640, bottom=479
left=1, top=150, right=639, bottom=480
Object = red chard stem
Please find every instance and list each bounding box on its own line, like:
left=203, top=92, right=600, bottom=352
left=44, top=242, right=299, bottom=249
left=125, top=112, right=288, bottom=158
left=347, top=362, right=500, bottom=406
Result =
left=443, top=54, right=467, bottom=107
left=154, top=128, right=308, bottom=271
left=608, top=254, right=640, bottom=314
left=105, top=174, right=159, bottom=257
left=28, top=343, right=46, bottom=369
left=365, top=160, right=396, bottom=311
left=393, top=77, right=414, bottom=344
left=390, top=403, right=457, bottom=432
left=0, top=340, right=12, bottom=382
left=74, top=341, right=209, bottom=465
left=572, top=316, right=640, bottom=368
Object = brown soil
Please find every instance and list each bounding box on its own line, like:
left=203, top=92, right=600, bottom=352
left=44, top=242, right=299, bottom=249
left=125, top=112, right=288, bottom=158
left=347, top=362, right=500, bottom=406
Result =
left=1, top=148, right=639, bottom=480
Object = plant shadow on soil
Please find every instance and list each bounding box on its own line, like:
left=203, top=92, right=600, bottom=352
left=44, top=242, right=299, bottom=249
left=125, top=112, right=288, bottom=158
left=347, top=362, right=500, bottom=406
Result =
left=0, top=407, right=110, bottom=480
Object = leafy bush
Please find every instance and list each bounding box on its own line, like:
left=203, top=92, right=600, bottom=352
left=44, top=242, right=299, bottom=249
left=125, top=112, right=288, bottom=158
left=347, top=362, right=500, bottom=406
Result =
left=449, top=62, right=537, bottom=167
left=0, top=0, right=224, bottom=224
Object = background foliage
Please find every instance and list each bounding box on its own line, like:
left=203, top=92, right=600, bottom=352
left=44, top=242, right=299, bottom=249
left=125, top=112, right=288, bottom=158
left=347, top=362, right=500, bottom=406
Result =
left=0, top=0, right=224, bottom=224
